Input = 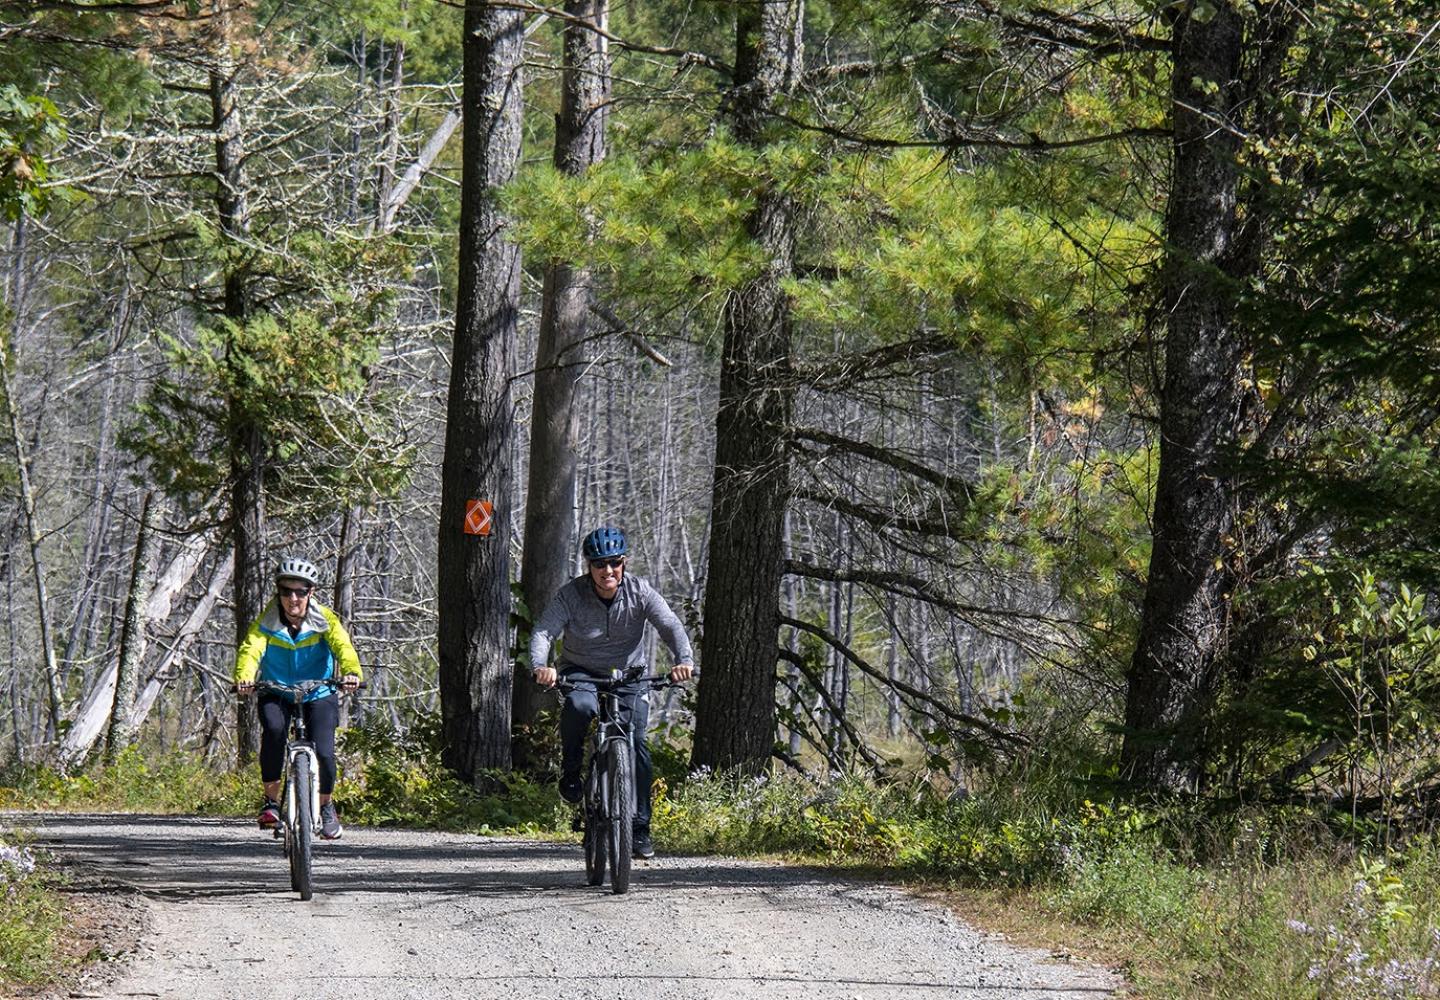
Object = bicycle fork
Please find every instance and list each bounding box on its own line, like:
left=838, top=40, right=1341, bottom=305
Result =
left=284, top=743, right=320, bottom=836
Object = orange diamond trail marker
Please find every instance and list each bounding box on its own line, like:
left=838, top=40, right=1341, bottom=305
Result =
left=463, top=499, right=493, bottom=537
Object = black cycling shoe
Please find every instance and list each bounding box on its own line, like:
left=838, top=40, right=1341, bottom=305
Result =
left=632, top=832, right=655, bottom=860
left=558, top=772, right=583, bottom=804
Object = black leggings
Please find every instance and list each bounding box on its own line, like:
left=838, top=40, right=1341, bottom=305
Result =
left=258, top=693, right=339, bottom=795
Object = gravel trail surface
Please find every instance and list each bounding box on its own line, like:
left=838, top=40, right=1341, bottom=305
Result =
left=16, top=812, right=1123, bottom=1000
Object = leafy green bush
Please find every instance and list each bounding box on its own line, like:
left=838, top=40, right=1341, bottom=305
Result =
left=337, top=713, right=568, bottom=834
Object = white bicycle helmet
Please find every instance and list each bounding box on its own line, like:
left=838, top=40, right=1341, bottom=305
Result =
left=275, top=555, right=321, bottom=587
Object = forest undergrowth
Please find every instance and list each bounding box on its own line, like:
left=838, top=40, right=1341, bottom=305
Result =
left=4, top=723, right=1440, bottom=1000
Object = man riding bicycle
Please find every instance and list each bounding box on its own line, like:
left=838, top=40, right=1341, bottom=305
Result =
left=530, top=526, right=694, bottom=860
left=234, top=556, right=362, bottom=840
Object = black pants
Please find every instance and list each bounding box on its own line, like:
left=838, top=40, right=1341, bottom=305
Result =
left=258, top=693, right=339, bottom=795
left=560, top=674, right=652, bottom=833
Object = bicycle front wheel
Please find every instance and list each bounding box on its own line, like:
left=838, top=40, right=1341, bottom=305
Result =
left=290, top=764, right=315, bottom=901
left=606, top=740, right=634, bottom=895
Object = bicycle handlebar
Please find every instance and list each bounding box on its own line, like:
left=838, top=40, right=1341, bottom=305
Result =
left=231, top=678, right=368, bottom=697
left=552, top=671, right=697, bottom=693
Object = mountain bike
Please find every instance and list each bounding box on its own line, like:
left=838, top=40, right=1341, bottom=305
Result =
left=234, top=678, right=362, bottom=901
left=557, top=671, right=690, bottom=895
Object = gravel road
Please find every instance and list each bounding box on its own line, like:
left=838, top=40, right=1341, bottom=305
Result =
left=14, top=812, right=1123, bottom=1000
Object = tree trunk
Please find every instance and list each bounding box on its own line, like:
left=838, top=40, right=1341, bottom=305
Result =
left=106, top=492, right=160, bottom=760
left=6, top=550, right=24, bottom=765
left=517, top=0, right=611, bottom=760
left=0, top=321, right=63, bottom=739
left=130, top=556, right=234, bottom=735
left=377, top=37, right=406, bottom=217
left=692, top=0, right=804, bottom=776
left=57, top=531, right=211, bottom=768
left=209, top=0, right=266, bottom=767
left=437, top=0, right=525, bottom=782
left=1122, top=3, right=1250, bottom=792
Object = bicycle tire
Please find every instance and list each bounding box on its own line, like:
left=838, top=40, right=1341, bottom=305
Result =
left=290, top=762, right=315, bottom=901
left=607, top=740, right=634, bottom=895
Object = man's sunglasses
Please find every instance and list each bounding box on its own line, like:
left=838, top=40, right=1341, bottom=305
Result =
left=589, top=558, right=625, bottom=570
left=278, top=585, right=312, bottom=598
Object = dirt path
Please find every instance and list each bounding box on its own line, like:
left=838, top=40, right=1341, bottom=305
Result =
left=13, top=812, right=1123, bottom=1000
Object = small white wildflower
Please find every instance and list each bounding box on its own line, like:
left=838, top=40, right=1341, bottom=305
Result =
left=0, top=843, right=37, bottom=881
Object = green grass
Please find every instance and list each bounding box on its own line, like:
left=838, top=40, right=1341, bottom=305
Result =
left=653, top=768, right=1440, bottom=999
left=0, top=837, right=69, bottom=990
left=0, top=745, right=252, bottom=816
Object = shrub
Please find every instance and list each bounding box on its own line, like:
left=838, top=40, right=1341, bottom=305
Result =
left=0, top=836, right=66, bottom=988
left=337, top=713, right=568, bottom=834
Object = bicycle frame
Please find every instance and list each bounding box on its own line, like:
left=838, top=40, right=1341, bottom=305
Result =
left=556, top=670, right=689, bottom=894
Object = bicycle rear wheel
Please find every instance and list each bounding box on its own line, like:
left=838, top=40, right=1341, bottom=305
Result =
left=290, top=764, right=315, bottom=901
left=606, top=740, right=634, bottom=895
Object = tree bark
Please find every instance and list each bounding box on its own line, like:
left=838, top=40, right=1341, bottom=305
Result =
left=692, top=0, right=804, bottom=776
left=57, top=530, right=212, bottom=768
left=106, top=492, right=160, bottom=760
left=0, top=321, right=63, bottom=739
left=517, top=0, right=611, bottom=760
left=1121, top=3, right=1250, bottom=792
left=130, top=556, right=234, bottom=736
left=437, top=0, right=525, bottom=782
left=209, top=0, right=267, bottom=767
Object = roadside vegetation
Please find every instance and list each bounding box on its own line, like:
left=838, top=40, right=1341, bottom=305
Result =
left=0, top=834, right=68, bottom=990
left=7, top=722, right=1440, bottom=999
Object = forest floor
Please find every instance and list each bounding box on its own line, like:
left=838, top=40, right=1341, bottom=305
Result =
left=6, top=811, right=1124, bottom=1000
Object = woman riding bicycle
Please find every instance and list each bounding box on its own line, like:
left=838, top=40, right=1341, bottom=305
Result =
left=234, top=556, right=362, bottom=840
left=530, top=526, right=694, bottom=860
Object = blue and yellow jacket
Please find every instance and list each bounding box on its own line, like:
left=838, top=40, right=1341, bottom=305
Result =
left=233, top=599, right=362, bottom=702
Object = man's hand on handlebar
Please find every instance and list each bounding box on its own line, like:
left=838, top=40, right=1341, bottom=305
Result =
left=533, top=666, right=558, bottom=688
left=669, top=663, right=695, bottom=683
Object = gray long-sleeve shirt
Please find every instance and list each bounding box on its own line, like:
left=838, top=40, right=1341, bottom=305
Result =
left=528, top=573, right=693, bottom=676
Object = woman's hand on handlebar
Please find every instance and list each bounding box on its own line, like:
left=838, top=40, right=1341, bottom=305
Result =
left=341, top=674, right=361, bottom=693
left=669, top=663, right=695, bottom=684
left=533, top=666, right=558, bottom=688
left=236, top=680, right=255, bottom=696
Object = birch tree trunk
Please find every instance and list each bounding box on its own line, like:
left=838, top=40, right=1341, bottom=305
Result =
left=693, top=0, right=804, bottom=776
left=517, top=0, right=611, bottom=755
left=437, top=0, right=525, bottom=781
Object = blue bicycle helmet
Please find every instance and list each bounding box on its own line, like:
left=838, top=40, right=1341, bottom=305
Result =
left=581, top=526, right=627, bottom=561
